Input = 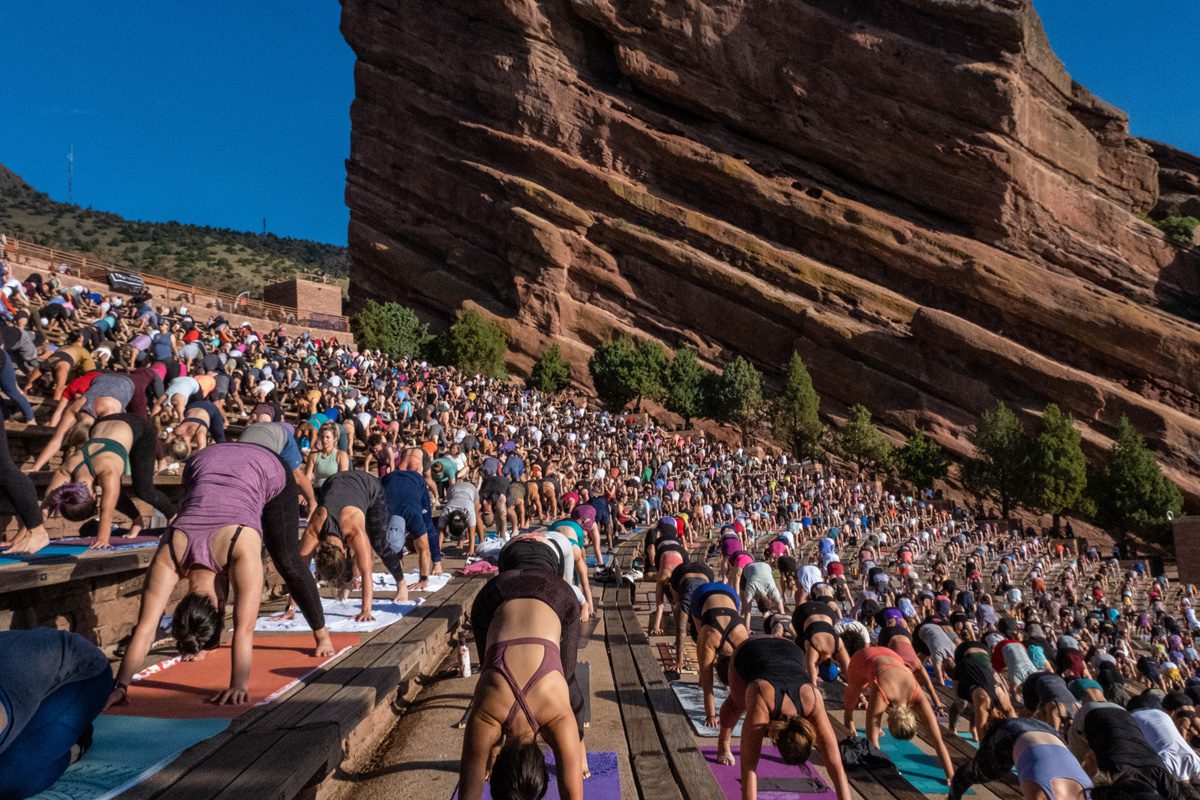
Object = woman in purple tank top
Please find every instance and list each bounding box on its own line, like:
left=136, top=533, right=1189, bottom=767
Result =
left=106, top=442, right=332, bottom=708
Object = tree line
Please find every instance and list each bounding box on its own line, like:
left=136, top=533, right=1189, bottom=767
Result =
left=352, top=303, right=1184, bottom=544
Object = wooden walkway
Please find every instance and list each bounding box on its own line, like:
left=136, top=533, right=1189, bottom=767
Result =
left=602, top=537, right=724, bottom=800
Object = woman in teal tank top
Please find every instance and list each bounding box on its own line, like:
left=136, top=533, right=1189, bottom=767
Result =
left=305, top=423, right=348, bottom=490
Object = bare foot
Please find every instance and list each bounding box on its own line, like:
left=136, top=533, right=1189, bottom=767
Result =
left=582, top=751, right=591, bottom=779
left=717, top=749, right=735, bottom=766
left=393, top=589, right=410, bottom=604
left=1, top=526, right=50, bottom=554
left=313, top=628, right=335, bottom=658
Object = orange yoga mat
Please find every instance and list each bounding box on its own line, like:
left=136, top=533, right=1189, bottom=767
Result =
left=109, top=633, right=359, bottom=719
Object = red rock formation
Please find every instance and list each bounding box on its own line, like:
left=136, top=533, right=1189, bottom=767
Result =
left=342, top=0, right=1200, bottom=502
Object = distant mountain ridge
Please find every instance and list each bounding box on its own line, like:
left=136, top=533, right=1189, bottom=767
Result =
left=0, top=164, right=347, bottom=297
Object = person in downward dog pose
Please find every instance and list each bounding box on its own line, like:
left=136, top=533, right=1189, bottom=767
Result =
left=106, top=443, right=334, bottom=709
left=948, top=717, right=1091, bottom=800
left=460, top=569, right=585, bottom=800
left=43, top=409, right=177, bottom=549
left=841, top=645, right=956, bottom=782
left=690, top=580, right=750, bottom=728
left=716, top=636, right=851, bottom=800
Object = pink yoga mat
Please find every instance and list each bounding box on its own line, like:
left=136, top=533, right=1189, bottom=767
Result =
left=701, top=746, right=835, bottom=800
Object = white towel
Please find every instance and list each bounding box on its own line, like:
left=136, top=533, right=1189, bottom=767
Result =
left=255, top=597, right=425, bottom=633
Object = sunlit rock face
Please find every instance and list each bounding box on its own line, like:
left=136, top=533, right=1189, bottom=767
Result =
left=343, top=0, right=1200, bottom=501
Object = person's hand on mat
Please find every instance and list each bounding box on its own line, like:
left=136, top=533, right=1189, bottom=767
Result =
left=649, top=627, right=663, bottom=635
left=182, top=650, right=209, bottom=662
left=704, top=714, right=720, bottom=728
left=104, top=686, right=130, bottom=710
left=210, top=686, right=250, bottom=705
left=354, top=609, right=376, bottom=622
left=270, top=603, right=297, bottom=622
left=88, top=538, right=115, bottom=551
left=408, top=578, right=428, bottom=591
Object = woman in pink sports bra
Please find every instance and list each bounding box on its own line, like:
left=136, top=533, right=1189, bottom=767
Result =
left=842, top=644, right=955, bottom=782
left=460, top=572, right=584, bottom=800
left=106, top=443, right=334, bottom=709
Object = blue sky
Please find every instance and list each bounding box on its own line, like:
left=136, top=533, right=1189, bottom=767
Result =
left=0, top=2, right=353, bottom=245
left=0, top=2, right=1195, bottom=247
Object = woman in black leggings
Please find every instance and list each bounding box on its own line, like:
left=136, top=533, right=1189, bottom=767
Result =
left=43, top=412, right=176, bottom=549
left=0, top=406, right=49, bottom=554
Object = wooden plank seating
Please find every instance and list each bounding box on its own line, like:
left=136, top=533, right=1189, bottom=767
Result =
left=602, top=537, right=724, bottom=800
left=121, top=573, right=485, bottom=800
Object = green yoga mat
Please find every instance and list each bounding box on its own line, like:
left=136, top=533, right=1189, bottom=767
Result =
left=32, top=714, right=229, bottom=799
left=854, top=727, right=956, bottom=796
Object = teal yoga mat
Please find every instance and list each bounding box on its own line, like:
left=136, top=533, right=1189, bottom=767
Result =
left=855, top=727, right=955, bottom=796
left=0, top=544, right=89, bottom=567
left=32, top=714, right=229, bottom=800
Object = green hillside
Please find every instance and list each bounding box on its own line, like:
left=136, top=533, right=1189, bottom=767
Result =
left=0, top=164, right=347, bottom=297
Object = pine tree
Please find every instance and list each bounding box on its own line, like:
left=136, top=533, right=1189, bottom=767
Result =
left=444, top=309, right=508, bottom=377
left=528, top=345, right=571, bottom=393
left=772, top=353, right=823, bottom=458
left=836, top=404, right=893, bottom=474
left=350, top=300, right=431, bottom=359
left=665, top=348, right=706, bottom=426
left=1091, top=416, right=1184, bottom=543
left=631, top=340, right=669, bottom=410
left=896, top=430, right=948, bottom=491
left=714, top=356, right=764, bottom=445
left=962, top=401, right=1031, bottom=519
left=1026, top=404, right=1088, bottom=534
left=588, top=338, right=640, bottom=411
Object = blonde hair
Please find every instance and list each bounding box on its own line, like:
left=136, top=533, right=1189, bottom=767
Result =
left=767, top=716, right=816, bottom=765
left=887, top=703, right=918, bottom=740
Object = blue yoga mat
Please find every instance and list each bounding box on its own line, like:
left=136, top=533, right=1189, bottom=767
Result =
left=585, top=553, right=613, bottom=568
left=454, top=751, right=619, bottom=800
left=0, top=544, right=89, bottom=566
left=32, top=714, right=229, bottom=800
left=672, top=681, right=742, bottom=737
left=855, top=727, right=956, bottom=795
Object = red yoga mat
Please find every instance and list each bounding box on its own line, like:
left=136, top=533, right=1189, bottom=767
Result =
left=109, top=633, right=359, bottom=719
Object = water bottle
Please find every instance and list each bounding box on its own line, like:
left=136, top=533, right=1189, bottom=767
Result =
left=458, top=631, right=472, bottom=677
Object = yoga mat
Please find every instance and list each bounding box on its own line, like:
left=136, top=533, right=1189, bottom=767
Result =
left=454, top=751, right=619, bottom=800
left=701, top=746, right=835, bottom=800
left=107, top=634, right=358, bottom=719
left=857, top=727, right=954, bottom=795
left=0, top=544, right=89, bottom=566
left=33, top=714, right=229, bottom=800
left=672, top=681, right=741, bottom=737
left=56, top=535, right=162, bottom=549
left=585, top=552, right=613, bottom=568
left=370, top=571, right=453, bottom=593
left=255, top=597, right=424, bottom=633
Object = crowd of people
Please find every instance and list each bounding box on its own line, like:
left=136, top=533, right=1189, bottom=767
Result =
left=0, top=261, right=1198, bottom=800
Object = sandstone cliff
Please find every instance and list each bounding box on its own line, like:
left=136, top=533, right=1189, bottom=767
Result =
left=342, top=0, right=1200, bottom=502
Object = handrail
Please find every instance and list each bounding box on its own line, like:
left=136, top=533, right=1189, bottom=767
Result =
left=2, top=237, right=349, bottom=332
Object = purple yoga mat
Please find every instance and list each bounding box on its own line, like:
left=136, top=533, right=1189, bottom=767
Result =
left=701, top=746, right=836, bottom=800
left=454, top=751, right=619, bottom=800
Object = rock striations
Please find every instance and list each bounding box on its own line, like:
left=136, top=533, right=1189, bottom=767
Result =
left=342, top=0, right=1200, bottom=502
